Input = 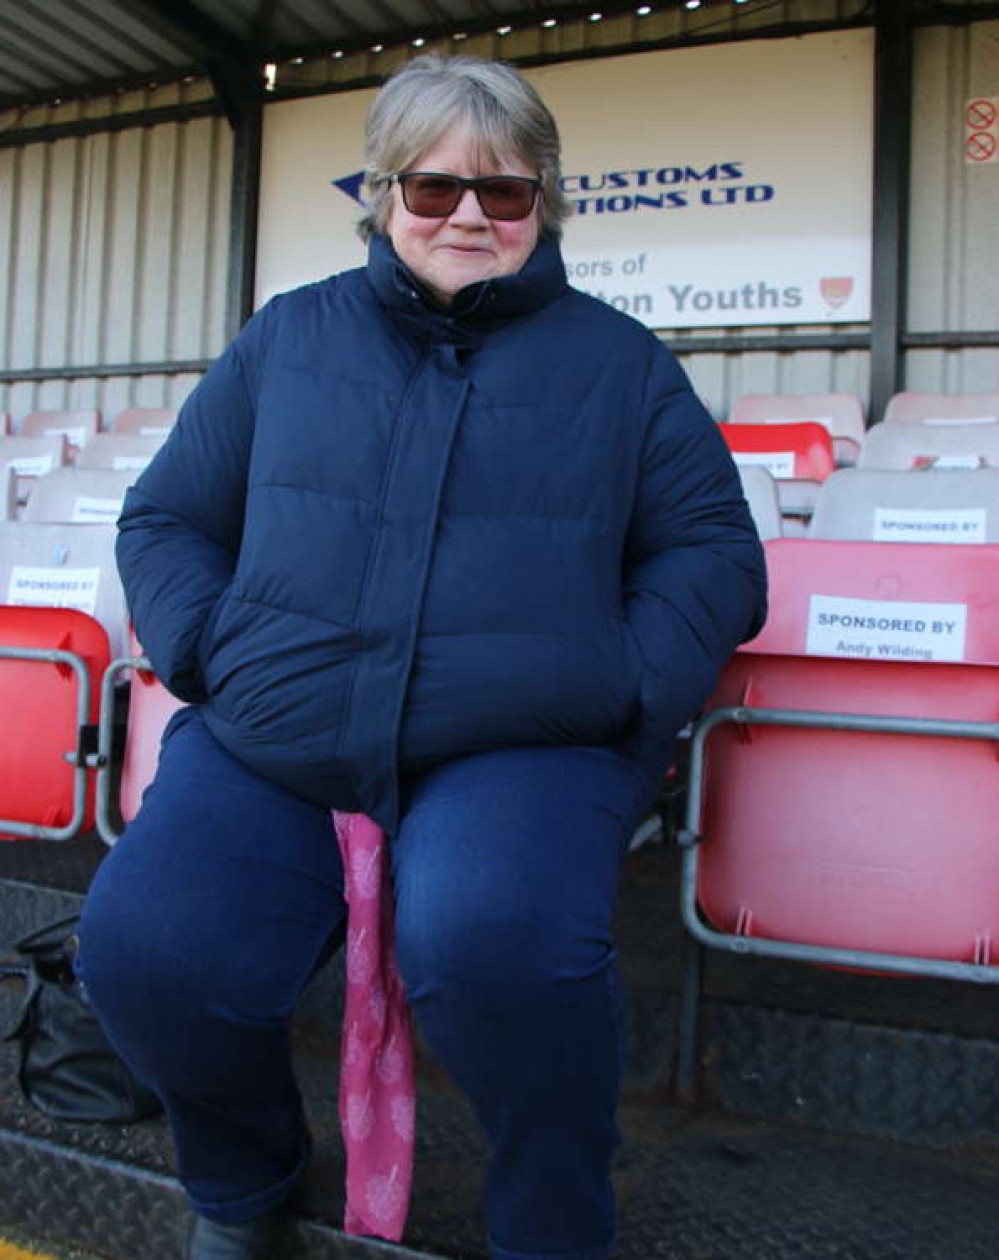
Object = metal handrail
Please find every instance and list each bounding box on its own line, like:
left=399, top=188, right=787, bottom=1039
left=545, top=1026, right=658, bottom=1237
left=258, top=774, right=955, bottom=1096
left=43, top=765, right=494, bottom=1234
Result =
left=95, top=653, right=149, bottom=847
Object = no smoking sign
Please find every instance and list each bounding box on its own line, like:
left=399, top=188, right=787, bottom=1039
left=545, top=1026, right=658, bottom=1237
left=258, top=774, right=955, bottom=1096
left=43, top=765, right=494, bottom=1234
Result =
left=965, top=97, right=999, bottom=165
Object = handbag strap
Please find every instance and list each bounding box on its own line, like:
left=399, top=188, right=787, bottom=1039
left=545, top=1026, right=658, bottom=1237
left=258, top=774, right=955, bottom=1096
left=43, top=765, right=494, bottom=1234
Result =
left=13, top=916, right=80, bottom=957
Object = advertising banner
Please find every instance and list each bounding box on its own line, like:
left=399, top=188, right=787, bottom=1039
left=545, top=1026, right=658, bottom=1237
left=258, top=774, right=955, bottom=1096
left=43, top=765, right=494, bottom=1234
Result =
left=256, top=29, right=873, bottom=329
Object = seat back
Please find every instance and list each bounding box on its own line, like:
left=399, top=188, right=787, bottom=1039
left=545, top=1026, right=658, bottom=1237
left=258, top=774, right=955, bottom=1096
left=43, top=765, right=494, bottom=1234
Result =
left=20, top=410, right=101, bottom=462
left=23, top=467, right=136, bottom=525
left=810, top=468, right=999, bottom=543
left=883, top=392, right=999, bottom=426
left=0, top=521, right=128, bottom=660
left=736, top=464, right=782, bottom=540
left=730, top=393, right=866, bottom=465
left=858, top=421, right=999, bottom=470
left=721, top=421, right=835, bottom=482
left=0, top=435, right=70, bottom=514
left=110, top=407, right=177, bottom=437
left=0, top=605, right=109, bottom=839
left=75, top=432, right=163, bottom=472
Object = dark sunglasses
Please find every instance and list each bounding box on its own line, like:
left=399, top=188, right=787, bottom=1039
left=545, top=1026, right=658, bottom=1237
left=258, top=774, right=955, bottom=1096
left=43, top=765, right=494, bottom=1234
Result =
left=393, top=172, right=541, bottom=221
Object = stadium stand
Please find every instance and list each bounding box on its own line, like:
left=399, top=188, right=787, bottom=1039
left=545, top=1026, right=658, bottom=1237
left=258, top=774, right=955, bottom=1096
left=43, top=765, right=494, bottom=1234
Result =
left=75, top=432, right=163, bottom=472
left=19, top=409, right=100, bottom=462
left=810, top=468, right=999, bottom=542
left=21, top=467, right=136, bottom=525
left=110, top=406, right=177, bottom=436
left=730, top=391, right=867, bottom=466
left=857, top=420, right=999, bottom=470
left=0, top=434, right=70, bottom=515
left=883, top=391, right=999, bottom=426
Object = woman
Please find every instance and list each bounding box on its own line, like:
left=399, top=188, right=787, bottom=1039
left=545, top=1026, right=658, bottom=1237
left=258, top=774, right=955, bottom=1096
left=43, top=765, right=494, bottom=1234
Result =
left=78, top=54, right=766, bottom=1260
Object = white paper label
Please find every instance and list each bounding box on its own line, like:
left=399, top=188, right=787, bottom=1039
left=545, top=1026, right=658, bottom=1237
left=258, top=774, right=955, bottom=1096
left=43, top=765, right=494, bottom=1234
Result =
left=923, top=415, right=997, bottom=427
left=139, top=426, right=170, bottom=437
left=732, top=450, right=795, bottom=479
left=112, top=455, right=152, bottom=471
left=5, top=454, right=54, bottom=477
left=806, top=594, right=967, bottom=662
left=915, top=454, right=985, bottom=470
left=751, top=415, right=834, bottom=429
left=71, top=496, right=123, bottom=524
left=873, top=507, right=986, bottom=544
left=43, top=426, right=86, bottom=447
left=8, top=566, right=100, bottom=616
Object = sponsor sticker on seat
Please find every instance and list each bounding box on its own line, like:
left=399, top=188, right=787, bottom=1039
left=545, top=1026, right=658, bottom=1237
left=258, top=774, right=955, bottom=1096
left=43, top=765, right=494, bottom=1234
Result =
left=731, top=450, right=795, bottom=479
left=7, top=566, right=100, bottom=616
left=806, top=594, right=967, bottom=662
left=873, top=507, right=986, bottom=544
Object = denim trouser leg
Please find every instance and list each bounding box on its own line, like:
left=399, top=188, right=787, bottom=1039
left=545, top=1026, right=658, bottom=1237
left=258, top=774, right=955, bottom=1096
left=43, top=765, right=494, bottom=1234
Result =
left=393, top=746, right=652, bottom=1260
left=78, top=709, right=348, bottom=1223
left=78, top=711, right=653, bottom=1256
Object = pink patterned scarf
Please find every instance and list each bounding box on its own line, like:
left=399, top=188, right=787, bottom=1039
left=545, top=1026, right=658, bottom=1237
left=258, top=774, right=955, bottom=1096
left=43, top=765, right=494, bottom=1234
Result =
left=333, top=811, right=415, bottom=1241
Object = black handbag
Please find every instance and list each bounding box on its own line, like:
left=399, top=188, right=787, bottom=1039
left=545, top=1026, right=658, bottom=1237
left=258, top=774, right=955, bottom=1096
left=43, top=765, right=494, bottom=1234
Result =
left=1, top=915, right=163, bottom=1123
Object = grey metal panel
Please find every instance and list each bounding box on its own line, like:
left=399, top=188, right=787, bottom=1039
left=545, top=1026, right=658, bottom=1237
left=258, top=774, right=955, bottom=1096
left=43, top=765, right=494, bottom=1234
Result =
left=908, top=20, right=999, bottom=338
left=0, top=110, right=229, bottom=430
left=663, top=326, right=871, bottom=423
left=904, top=346, right=999, bottom=393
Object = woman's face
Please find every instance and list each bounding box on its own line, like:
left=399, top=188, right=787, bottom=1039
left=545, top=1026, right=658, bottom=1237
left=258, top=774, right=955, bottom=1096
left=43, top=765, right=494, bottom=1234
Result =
left=386, top=123, right=541, bottom=307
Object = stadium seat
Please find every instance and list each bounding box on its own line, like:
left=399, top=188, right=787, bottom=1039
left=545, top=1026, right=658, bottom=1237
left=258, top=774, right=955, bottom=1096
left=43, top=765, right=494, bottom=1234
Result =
left=0, top=434, right=70, bottom=514
left=680, top=537, right=999, bottom=981
left=2, top=466, right=16, bottom=522
left=22, top=467, right=136, bottom=525
left=810, top=468, right=999, bottom=542
left=0, top=605, right=109, bottom=840
left=96, top=629, right=184, bottom=845
left=20, top=409, right=101, bottom=462
left=737, top=464, right=782, bottom=541
left=0, top=521, right=128, bottom=660
left=110, top=406, right=177, bottom=437
left=721, top=421, right=835, bottom=522
left=75, top=432, right=163, bottom=472
left=883, top=391, right=999, bottom=426
left=858, top=421, right=999, bottom=470
left=730, top=392, right=866, bottom=466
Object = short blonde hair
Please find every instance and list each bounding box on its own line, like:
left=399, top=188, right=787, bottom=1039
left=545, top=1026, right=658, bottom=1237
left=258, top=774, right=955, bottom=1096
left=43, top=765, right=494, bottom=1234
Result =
left=359, top=54, right=571, bottom=241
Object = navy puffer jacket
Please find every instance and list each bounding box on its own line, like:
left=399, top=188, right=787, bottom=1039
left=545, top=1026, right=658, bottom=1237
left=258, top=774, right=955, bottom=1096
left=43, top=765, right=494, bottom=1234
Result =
left=117, top=235, right=766, bottom=832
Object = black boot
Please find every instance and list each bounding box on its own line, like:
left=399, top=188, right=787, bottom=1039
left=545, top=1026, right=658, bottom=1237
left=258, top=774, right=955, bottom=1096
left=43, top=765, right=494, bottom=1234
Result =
left=186, top=1206, right=289, bottom=1259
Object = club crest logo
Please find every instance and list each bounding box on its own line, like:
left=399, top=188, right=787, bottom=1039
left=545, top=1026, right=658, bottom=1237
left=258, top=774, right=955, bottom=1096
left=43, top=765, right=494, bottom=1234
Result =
left=820, top=276, right=853, bottom=309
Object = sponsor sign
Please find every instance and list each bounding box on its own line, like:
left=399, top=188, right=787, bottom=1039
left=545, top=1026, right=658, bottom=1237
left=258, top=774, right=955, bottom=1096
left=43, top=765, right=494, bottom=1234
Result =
left=872, top=507, right=986, bottom=544
left=71, top=496, right=123, bottom=524
left=806, top=594, right=967, bottom=662
left=43, top=426, right=86, bottom=448
left=112, top=455, right=152, bottom=471
left=923, top=415, right=997, bottom=427
left=913, top=454, right=986, bottom=470
left=256, top=30, right=873, bottom=329
left=4, top=454, right=54, bottom=477
left=731, top=450, right=795, bottom=479
left=8, top=566, right=100, bottom=616
left=140, top=426, right=171, bottom=437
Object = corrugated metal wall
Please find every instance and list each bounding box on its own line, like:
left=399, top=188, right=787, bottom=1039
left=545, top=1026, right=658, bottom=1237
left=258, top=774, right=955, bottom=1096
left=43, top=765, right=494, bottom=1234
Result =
left=906, top=18, right=999, bottom=393
left=0, top=81, right=230, bottom=430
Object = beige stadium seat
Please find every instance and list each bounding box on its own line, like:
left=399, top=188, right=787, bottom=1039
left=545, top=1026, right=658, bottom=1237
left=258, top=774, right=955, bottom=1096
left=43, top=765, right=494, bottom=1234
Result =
left=21, top=466, right=136, bottom=526
left=20, top=409, right=101, bottom=461
left=730, top=393, right=866, bottom=466
left=76, top=432, right=164, bottom=472
left=0, top=521, right=128, bottom=659
left=736, top=464, right=782, bottom=541
left=883, top=391, right=999, bottom=426
left=111, top=406, right=178, bottom=437
left=0, top=434, right=70, bottom=514
left=810, top=468, right=999, bottom=543
left=858, top=421, right=999, bottom=471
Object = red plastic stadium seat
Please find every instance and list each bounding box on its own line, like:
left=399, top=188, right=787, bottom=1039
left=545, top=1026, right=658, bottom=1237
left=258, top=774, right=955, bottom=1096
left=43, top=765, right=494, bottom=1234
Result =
left=730, top=392, right=866, bottom=466
left=0, top=605, right=109, bottom=840
left=96, top=629, right=183, bottom=844
left=721, top=421, right=835, bottom=482
left=683, top=538, right=999, bottom=977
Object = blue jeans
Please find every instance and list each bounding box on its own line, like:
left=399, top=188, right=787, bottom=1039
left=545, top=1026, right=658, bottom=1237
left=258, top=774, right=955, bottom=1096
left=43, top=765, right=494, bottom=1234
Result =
left=77, top=709, right=653, bottom=1260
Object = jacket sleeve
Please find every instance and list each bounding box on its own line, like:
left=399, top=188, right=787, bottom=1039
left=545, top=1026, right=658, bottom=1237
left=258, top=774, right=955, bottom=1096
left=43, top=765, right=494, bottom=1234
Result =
left=623, top=347, right=767, bottom=775
left=116, top=304, right=272, bottom=701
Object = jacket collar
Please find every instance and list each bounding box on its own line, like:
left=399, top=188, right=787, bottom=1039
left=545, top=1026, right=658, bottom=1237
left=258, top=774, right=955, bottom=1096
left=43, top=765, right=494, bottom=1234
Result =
left=366, top=233, right=567, bottom=346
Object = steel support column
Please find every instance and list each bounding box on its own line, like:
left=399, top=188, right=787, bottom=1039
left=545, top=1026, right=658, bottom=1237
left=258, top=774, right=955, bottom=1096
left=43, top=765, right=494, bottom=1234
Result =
left=869, top=0, right=915, bottom=425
